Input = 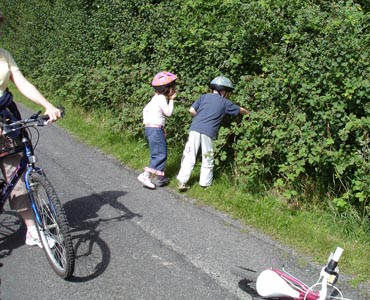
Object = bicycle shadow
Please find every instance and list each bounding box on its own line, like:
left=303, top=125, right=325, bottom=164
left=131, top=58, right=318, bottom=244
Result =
left=63, top=190, right=142, bottom=282
left=231, top=266, right=262, bottom=299
left=238, top=278, right=261, bottom=299
left=0, top=211, right=25, bottom=267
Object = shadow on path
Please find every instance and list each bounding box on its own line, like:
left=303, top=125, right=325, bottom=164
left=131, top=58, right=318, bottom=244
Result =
left=64, top=190, right=142, bottom=282
left=0, top=211, right=25, bottom=267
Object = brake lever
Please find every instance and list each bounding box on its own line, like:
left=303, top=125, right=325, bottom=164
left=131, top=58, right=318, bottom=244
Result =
left=30, top=111, right=42, bottom=120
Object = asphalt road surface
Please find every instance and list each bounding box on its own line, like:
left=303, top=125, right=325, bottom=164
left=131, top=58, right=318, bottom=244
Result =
left=0, top=105, right=368, bottom=300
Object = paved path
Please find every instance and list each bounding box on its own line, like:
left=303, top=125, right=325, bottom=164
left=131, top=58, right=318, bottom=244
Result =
left=0, top=105, right=367, bottom=300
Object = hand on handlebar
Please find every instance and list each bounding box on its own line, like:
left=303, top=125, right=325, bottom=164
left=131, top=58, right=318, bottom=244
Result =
left=44, top=105, right=63, bottom=123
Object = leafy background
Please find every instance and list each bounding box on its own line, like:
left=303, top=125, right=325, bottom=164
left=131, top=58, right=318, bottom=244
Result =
left=1, top=0, right=369, bottom=228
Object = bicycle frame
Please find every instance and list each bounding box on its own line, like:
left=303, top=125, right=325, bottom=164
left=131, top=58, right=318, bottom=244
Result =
left=256, top=247, right=344, bottom=300
left=0, top=135, right=44, bottom=221
left=0, top=108, right=75, bottom=279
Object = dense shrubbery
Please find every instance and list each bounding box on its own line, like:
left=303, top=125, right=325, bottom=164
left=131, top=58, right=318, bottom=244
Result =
left=1, top=0, right=369, bottom=225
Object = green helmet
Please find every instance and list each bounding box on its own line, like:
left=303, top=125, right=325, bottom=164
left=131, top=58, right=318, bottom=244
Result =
left=210, top=76, right=234, bottom=92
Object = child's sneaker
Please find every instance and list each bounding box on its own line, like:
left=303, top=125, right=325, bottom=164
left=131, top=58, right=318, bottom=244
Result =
left=178, top=182, right=190, bottom=192
left=137, top=173, right=156, bottom=189
left=156, top=176, right=170, bottom=187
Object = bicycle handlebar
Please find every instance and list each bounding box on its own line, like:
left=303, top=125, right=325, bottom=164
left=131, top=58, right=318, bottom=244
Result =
left=318, top=247, right=344, bottom=300
left=325, top=246, right=343, bottom=275
left=1, top=105, right=65, bottom=137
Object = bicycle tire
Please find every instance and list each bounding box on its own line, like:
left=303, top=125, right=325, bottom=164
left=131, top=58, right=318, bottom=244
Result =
left=29, top=172, right=75, bottom=279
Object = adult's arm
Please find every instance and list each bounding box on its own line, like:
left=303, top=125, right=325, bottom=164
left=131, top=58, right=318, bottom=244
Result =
left=10, top=70, right=61, bottom=122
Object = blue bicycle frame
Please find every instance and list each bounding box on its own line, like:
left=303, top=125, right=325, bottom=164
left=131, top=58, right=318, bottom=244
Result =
left=0, top=136, right=44, bottom=225
left=0, top=107, right=75, bottom=279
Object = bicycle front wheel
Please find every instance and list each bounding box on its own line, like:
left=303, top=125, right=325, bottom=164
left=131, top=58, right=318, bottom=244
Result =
left=29, top=172, right=75, bottom=279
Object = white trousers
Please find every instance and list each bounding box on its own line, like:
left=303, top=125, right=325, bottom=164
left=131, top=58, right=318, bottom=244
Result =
left=176, top=131, right=214, bottom=187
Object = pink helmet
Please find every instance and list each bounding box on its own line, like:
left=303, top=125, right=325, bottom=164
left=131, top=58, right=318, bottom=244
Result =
left=151, top=71, right=177, bottom=87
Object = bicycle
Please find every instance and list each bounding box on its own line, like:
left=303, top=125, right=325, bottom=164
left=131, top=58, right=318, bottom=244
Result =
left=0, top=108, right=75, bottom=279
left=233, top=247, right=351, bottom=300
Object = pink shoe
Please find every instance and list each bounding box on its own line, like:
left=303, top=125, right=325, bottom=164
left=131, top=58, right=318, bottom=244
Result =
left=137, top=173, right=155, bottom=189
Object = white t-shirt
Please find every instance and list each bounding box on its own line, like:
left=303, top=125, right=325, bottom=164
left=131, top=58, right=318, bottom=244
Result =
left=0, top=48, right=19, bottom=96
left=143, top=93, right=173, bottom=127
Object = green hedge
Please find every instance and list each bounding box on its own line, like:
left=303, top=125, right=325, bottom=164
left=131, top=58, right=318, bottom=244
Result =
left=1, top=0, right=369, bottom=225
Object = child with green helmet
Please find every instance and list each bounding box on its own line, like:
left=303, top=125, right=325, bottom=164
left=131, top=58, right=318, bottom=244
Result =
left=176, top=76, right=249, bottom=191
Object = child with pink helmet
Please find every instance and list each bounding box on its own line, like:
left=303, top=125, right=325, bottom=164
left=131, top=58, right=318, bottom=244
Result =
left=137, top=71, right=177, bottom=189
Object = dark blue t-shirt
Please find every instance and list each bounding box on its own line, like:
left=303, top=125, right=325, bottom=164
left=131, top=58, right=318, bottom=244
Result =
left=189, top=93, right=240, bottom=139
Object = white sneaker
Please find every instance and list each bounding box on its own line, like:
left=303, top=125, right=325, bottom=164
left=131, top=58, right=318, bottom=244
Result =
left=26, top=230, right=56, bottom=249
left=25, top=230, right=42, bottom=248
left=178, top=182, right=190, bottom=191
left=137, top=173, right=156, bottom=189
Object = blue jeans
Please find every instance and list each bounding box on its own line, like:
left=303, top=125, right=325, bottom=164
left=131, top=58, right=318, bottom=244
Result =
left=145, top=127, right=167, bottom=176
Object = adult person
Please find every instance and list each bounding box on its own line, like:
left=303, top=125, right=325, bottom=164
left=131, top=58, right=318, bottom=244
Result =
left=0, top=12, right=62, bottom=247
